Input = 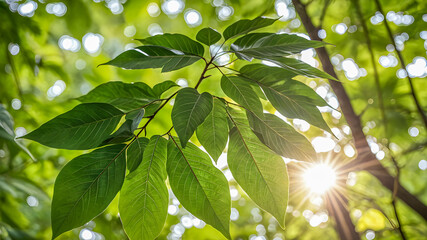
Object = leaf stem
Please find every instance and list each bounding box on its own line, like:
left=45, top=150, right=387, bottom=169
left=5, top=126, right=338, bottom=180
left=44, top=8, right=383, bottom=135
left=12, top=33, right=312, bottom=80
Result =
left=195, top=56, right=214, bottom=89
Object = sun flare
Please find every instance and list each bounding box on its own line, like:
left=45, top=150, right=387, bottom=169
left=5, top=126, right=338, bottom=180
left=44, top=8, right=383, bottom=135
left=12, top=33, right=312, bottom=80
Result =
left=303, top=163, right=337, bottom=194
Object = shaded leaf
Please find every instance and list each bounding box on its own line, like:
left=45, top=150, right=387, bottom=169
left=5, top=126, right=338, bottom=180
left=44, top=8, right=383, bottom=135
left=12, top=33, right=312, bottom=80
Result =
left=101, top=109, right=145, bottom=145
left=167, top=137, right=231, bottom=239
left=126, top=137, right=149, bottom=172
left=196, top=27, right=222, bottom=46
left=223, top=17, right=277, bottom=40
left=171, top=88, right=213, bottom=148
left=239, top=63, right=296, bottom=84
left=23, top=103, right=124, bottom=150
left=153, top=80, right=179, bottom=98
left=230, top=33, right=273, bottom=61
left=101, top=46, right=202, bottom=72
left=51, top=144, right=126, bottom=238
left=247, top=112, right=316, bottom=161
left=77, top=81, right=157, bottom=112
left=221, top=75, right=264, bottom=119
left=263, top=57, right=336, bottom=80
left=196, top=99, right=229, bottom=162
left=232, top=33, right=326, bottom=59
left=120, top=136, right=168, bottom=239
left=138, top=33, right=204, bottom=56
left=227, top=109, right=288, bottom=228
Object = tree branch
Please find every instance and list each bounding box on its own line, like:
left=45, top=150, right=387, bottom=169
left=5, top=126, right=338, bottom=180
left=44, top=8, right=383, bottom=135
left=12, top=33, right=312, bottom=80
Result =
left=373, top=0, right=427, bottom=128
left=353, top=1, right=407, bottom=238
left=292, top=0, right=427, bottom=226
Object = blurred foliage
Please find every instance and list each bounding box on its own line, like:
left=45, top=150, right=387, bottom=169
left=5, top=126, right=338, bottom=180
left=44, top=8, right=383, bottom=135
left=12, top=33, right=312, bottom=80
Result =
left=0, top=0, right=426, bottom=239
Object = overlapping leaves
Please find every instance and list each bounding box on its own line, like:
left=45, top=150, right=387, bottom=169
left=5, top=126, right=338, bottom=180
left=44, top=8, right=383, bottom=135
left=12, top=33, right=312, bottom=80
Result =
left=23, top=16, right=339, bottom=240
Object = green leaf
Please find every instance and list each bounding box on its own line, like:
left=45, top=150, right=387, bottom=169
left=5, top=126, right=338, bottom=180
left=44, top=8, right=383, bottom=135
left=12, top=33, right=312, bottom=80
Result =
left=263, top=57, right=336, bottom=80
left=167, top=137, right=231, bottom=239
left=196, top=99, right=229, bottom=162
left=223, top=17, right=277, bottom=40
left=77, top=81, right=157, bottom=112
left=221, top=75, right=264, bottom=119
left=239, top=63, right=296, bottom=84
left=240, top=64, right=330, bottom=107
left=227, top=110, right=288, bottom=227
left=152, top=80, right=179, bottom=98
left=232, top=33, right=327, bottom=59
left=0, top=104, right=15, bottom=141
left=120, top=136, right=168, bottom=240
left=23, top=103, right=124, bottom=150
left=171, top=88, right=213, bottom=148
left=138, top=33, right=204, bottom=56
left=247, top=112, right=316, bottom=161
left=101, top=46, right=202, bottom=72
left=51, top=144, right=126, bottom=238
left=196, top=27, right=222, bottom=46
left=229, top=33, right=273, bottom=61
left=101, top=108, right=145, bottom=145
left=126, top=137, right=149, bottom=172
left=239, top=68, right=332, bottom=133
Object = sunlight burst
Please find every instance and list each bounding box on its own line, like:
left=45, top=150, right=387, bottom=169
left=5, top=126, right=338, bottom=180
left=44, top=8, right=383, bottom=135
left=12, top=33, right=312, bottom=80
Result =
left=303, top=163, right=337, bottom=194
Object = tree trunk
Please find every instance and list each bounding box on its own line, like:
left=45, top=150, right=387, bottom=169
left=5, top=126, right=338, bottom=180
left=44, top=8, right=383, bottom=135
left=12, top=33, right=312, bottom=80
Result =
left=291, top=0, right=427, bottom=224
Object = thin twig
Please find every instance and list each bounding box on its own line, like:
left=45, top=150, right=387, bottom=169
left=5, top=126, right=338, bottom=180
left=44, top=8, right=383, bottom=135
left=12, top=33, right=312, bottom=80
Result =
left=352, top=2, right=407, bottom=238
left=319, top=0, right=331, bottom=28
left=6, top=46, right=23, bottom=99
left=194, top=57, right=214, bottom=89
left=373, top=0, right=427, bottom=128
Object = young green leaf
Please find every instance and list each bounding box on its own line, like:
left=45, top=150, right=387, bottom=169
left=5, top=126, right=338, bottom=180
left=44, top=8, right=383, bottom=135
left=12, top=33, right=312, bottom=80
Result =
left=196, top=27, right=222, bottom=46
left=221, top=75, right=264, bottom=119
left=126, top=137, right=149, bottom=172
left=152, top=80, right=179, bottom=98
left=167, top=137, right=231, bottom=239
left=231, top=33, right=327, bottom=59
left=196, top=98, right=229, bottom=162
left=223, top=17, right=277, bottom=40
left=23, top=103, right=124, bottom=150
left=171, top=88, right=213, bottom=148
left=138, top=33, right=204, bottom=56
left=247, top=112, right=316, bottom=161
left=227, top=110, right=288, bottom=228
left=120, top=136, right=168, bottom=240
left=77, top=81, right=156, bottom=112
left=101, top=108, right=145, bottom=145
left=51, top=144, right=126, bottom=239
left=100, top=46, right=202, bottom=72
